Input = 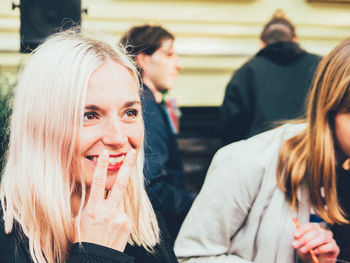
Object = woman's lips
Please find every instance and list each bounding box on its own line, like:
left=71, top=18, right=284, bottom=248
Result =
left=86, top=154, right=125, bottom=172
left=106, top=162, right=123, bottom=172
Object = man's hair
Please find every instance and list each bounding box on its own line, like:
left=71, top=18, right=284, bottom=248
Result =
left=260, top=9, right=296, bottom=45
left=120, top=25, right=174, bottom=57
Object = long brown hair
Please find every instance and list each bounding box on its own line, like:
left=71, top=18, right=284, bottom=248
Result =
left=277, top=37, right=350, bottom=225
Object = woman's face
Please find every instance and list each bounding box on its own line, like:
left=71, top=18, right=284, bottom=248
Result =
left=77, top=60, right=143, bottom=191
left=334, top=112, right=350, bottom=161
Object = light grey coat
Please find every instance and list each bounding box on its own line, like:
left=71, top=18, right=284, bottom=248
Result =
left=175, top=123, right=311, bottom=263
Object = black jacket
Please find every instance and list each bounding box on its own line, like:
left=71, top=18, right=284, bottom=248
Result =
left=220, top=41, right=321, bottom=145
left=331, top=167, right=350, bottom=261
left=141, top=85, right=195, bottom=241
left=0, top=210, right=178, bottom=262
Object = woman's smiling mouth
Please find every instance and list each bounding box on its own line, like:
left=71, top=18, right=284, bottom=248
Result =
left=86, top=154, right=126, bottom=172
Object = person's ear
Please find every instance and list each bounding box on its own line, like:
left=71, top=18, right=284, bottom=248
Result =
left=260, top=40, right=266, bottom=49
left=292, top=36, right=298, bottom=43
left=136, top=53, right=147, bottom=69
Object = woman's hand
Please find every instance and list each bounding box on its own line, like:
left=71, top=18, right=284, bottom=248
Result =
left=292, top=222, right=339, bottom=263
left=74, top=149, right=137, bottom=252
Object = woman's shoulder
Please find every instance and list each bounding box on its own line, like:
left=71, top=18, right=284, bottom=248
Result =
left=217, top=122, right=305, bottom=160
left=210, top=122, right=306, bottom=180
left=198, top=123, right=307, bottom=214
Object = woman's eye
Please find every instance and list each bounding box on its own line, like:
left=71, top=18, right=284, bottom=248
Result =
left=83, top=112, right=99, bottom=121
left=124, top=109, right=138, bottom=119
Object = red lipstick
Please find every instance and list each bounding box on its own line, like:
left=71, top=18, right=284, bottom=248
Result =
left=86, top=153, right=126, bottom=172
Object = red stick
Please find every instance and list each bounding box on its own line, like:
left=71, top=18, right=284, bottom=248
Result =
left=292, top=217, right=319, bottom=263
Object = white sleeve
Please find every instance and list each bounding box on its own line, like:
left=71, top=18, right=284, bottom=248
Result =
left=174, top=141, right=264, bottom=262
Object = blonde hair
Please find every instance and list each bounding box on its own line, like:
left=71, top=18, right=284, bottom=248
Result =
left=0, top=30, right=159, bottom=262
left=277, top=37, right=350, bottom=225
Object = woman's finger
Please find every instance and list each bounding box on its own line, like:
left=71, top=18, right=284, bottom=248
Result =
left=313, top=240, right=339, bottom=255
left=293, top=224, right=317, bottom=247
left=294, top=222, right=319, bottom=239
left=293, top=224, right=330, bottom=250
left=87, top=150, right=109, bottom=205
left=298, top=231, right=328, bottom=253
left=108, top=149, right=137, bottom=205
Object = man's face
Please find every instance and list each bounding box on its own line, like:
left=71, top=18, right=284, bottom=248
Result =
left=141, top=38, right=183, bottom=92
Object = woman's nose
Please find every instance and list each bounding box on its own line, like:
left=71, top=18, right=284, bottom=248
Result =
left=101, top=118, right=127, bottom=147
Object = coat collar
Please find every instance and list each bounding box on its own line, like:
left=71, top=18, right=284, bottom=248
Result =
left=256, top=41, right=306, bottom=65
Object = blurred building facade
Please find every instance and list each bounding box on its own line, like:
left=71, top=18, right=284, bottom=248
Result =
left=1, top=0, right=350, bottom=106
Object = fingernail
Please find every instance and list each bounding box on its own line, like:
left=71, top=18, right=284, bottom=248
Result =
left=127, top=149, right=137, bottom=159
left=300, top=246, right=307, bottom=253
left=295, top=231, right=301, bottom=238
left=292, top=241, right=299, bottom=247
left=101, top=150, right=109, bottom=158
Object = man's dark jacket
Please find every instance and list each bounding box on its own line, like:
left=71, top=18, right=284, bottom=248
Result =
left=220, top=41, right=321, bottom=145
left=141, top=85, right=194, bottom=241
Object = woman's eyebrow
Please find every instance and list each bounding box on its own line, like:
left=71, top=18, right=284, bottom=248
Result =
left=84, top=104, right=100, bottom=111
left=84, top=101, right=141, bottom=110
left=124, top=100, right=141, bottom=108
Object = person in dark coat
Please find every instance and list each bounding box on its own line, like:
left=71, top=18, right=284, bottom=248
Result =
left=120, top=25, right=195, bottom=242
left=331, top=166, right=350, bottom=261
left=0, top=30, right=177, bottom=262
left=220, top=9, right=321, bottom=145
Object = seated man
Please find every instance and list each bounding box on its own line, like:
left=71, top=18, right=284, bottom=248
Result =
left=120, top=25, right=195, bottom=241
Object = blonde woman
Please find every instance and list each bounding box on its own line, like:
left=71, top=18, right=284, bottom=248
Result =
left=174, top=38, right=350, bottom=262
left=0, top=30, right=177, bottom=262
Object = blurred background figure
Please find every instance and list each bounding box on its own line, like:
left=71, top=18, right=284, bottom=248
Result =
left=120, top=25, right=195, bottom=242
left=220, top=9, right=321, bottom=145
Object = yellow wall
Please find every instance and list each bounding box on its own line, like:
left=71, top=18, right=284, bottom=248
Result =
left=1, top=0, right=350, bottom=105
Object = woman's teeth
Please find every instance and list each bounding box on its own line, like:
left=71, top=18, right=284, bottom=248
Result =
left=91, top=155, right=125, bottom=164
left=108, top=156, right=125, bottom=165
